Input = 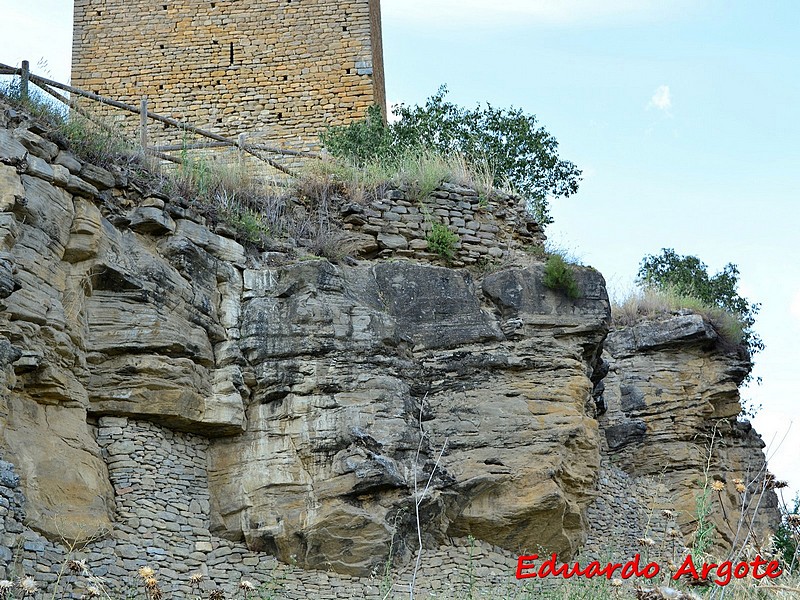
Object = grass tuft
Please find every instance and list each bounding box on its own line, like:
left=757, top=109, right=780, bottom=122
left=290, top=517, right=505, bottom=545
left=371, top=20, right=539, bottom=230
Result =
left=612, top=286, right=744, bottom=346
left=426, top=222, right=459, bottom=261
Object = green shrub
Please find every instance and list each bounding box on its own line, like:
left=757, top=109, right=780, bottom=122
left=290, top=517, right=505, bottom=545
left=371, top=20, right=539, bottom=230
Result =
left=321, top=86, right=581, bottom=226
left=543, top=255, right=580, bottom=298
left=320, top=104, right=392, bottom=166
left=426, top=222, right=459, bottom=261
left=222, top=209, right=270, bottom=244
left=775, top=495, right=800, bottom=573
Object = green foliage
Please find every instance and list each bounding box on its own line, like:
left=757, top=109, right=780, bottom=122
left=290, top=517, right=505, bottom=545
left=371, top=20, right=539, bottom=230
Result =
left=775, top=495, right=800, bottom=573
left=321, top=86, right=581, bottom=225
left=393, top=87, right=581, bottom=225
left=426, top=222, right=459, bottom=260
left=691, top=485, right=716, bottom=559
left=320, top=104, right=392, bottom=166
left=223, top=209, right=270, bottom=244
left=637, top=248, right=763, bottom=357
left=543, top=254, right=580, bottom=299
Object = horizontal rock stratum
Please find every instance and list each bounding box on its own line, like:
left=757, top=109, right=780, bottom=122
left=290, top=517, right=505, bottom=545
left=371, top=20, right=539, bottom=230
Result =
left=0, top=97, right=780, bottom=597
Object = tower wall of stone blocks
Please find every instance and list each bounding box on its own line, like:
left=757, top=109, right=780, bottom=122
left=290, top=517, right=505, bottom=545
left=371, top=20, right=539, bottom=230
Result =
left=71, top=0, right=386, bottom=156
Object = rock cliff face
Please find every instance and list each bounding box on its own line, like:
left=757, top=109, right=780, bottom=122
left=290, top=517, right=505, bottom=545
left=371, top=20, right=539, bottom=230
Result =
left=208, top=261, right=609, bottom=574
left=0, top=98, right=780, bottom=594
left=0, top=100, right=611, bottom=579
left=600, top=315, right=780, bottom=552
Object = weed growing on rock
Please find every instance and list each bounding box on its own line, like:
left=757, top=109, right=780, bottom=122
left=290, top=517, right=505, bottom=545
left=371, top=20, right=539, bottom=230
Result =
left=426, top=222, right=459, bottom=261
left=612, top=286, right=747, bottom=354
left=543, top=254, right=580, bottom=298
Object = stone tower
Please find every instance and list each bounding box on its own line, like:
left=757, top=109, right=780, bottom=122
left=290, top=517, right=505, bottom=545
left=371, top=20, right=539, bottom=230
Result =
left=71, top=0, right=386, bottom=155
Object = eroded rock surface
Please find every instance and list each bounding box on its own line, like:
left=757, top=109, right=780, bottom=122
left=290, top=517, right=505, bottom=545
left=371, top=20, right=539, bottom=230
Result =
left=0, top=98, right=781, bottom=586
left=0, top=105, right=247, bottom=543
left=601, top=314, right=780, bottom=551
left=0, top=100, right=612, bottom=576
left=208, top=260, right=610, bottom=575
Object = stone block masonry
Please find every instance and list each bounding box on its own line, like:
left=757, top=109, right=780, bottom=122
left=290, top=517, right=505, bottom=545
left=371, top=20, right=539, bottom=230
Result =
left=71, top=0, right=386, bottom=154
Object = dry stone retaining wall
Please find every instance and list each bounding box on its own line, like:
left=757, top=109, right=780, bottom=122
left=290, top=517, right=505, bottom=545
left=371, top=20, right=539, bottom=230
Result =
left=341, top=183, right=545, bottom=264
left=0, top=434, right=684, bottom=598
left=583, top=461, right=682, bottom=567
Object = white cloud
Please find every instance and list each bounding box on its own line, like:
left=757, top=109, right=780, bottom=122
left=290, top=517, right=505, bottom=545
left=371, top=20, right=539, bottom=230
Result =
left=382, top=0, right=696, bottom=28
left=648, top=85, right=672, bottom=112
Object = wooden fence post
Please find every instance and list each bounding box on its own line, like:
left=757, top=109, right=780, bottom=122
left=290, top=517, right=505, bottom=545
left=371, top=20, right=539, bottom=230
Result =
left=139, top=95, right=149, bottom=152
left=238, top=133, right=246, bottom=169
left=20, top=60, right=30, bottom=100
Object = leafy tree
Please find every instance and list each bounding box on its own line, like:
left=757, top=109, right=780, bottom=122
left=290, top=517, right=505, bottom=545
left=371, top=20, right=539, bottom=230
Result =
left=320, top=104, right=392, bottom=166
left=320, top=86, right=581, bottom=225
left=637, top=248, right=763, bottom=357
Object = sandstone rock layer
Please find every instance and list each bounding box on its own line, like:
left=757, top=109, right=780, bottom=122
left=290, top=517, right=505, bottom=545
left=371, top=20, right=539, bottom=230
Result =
left=0, top=99, right=612, bottom=577
left=0, top=98, right=780, bottom=590
left=601, top=315, right=779, bottom=552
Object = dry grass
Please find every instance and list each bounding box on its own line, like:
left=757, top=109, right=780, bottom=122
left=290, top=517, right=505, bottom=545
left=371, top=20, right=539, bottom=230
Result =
left=307, top=148, right=499, bottom=205
left=613, top=286, right=745, bottom=347
left=4, top=561, right=798, bottom=600
left=422, top=569, right=800, bottom=600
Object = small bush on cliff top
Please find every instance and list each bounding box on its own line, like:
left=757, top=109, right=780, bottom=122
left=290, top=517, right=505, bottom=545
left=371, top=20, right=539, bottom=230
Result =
left=543, top=254, right=580, bottom=299
left=321, top=86, right=581, bottom=225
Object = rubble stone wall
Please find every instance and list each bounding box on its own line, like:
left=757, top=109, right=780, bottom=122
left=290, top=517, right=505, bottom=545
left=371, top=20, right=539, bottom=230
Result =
left=0, top=420, right=523, bottom=599
left=341, top=184, right=545, bottom=264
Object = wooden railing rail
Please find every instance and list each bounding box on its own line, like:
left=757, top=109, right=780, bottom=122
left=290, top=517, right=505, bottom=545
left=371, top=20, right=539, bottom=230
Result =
left=0, top=61, right=319, bottom=175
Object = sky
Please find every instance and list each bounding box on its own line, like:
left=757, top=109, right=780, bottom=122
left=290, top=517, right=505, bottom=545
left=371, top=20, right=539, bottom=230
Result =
left=0, top=1, right=798, bottom=505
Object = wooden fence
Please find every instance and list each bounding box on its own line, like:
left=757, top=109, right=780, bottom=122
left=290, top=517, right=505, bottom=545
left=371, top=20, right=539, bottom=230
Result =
left=0, top=60, right=322, bottom=177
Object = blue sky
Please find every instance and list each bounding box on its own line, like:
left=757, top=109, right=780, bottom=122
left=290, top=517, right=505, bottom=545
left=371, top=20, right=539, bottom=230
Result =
left=380, top=0, right=800, bottom=504
left=0, top=1, right=798, bottom=502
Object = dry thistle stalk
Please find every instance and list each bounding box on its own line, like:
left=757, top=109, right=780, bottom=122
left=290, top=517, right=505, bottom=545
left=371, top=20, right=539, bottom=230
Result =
left=138, top=566, right=155, bottom=579
left=209, top=589, right=225, bottom=600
